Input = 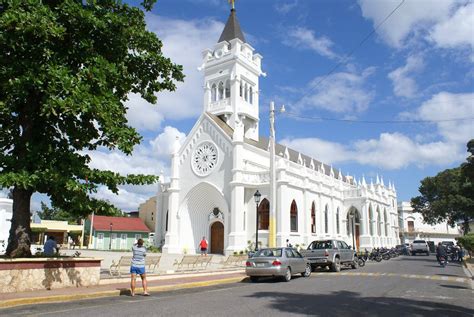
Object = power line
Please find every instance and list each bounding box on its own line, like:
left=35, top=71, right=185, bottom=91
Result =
left=295, top=0, right=406, bottom=104
left=281, top=112, right=474, bottom=124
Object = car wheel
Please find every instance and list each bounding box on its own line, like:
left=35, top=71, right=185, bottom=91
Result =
left=302, top=264, right=311, bottom=277
left=331, top=258, right=341, bottom=272
left=249, top=276, right=259, bottom=283
left=351, top=259, right=358, bottom=269
left=283, top=267, right=292, bottom=282
left=358, top=258, right=365, bottom=267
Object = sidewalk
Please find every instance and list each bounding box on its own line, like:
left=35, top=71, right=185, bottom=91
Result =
left=0, top=269, right=247, bottom=309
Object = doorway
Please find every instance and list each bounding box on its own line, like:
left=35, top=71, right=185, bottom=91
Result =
left=210, top=222, right=224, bottom=254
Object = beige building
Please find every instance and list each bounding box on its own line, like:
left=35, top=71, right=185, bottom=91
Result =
left=139, top=196, right=157, bottom=232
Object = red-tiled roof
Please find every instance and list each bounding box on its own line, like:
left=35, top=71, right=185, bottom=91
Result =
left=91, top=215, right=150, bottom=233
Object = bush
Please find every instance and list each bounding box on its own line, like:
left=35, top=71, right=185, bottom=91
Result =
left=456, top=233, right=474, bottom=258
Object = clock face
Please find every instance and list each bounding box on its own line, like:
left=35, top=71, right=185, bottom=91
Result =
left=192, top=142, right=218, bottom=176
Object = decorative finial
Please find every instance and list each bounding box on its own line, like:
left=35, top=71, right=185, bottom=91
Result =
left=229, top=0, right=236, bottom=10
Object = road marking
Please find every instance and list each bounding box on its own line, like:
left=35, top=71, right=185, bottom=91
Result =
left=310, top=272, right=470, bottom=284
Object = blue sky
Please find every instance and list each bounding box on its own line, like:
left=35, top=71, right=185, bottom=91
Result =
left=22, top=0, right=474, bottom=212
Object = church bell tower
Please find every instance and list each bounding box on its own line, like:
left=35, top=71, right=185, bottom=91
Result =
left=201, top=8, right=264, bottom=141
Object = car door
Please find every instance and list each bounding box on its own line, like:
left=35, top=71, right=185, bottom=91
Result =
left=337, top=241, right=349, bottom=262
left=293, top=249, right=306, bottom=272
left=285, top=248, right=298, bottom=272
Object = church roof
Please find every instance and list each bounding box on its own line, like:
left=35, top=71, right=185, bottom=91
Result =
left=207, top=113, right=352, bottom=184
left=218, top=9, right=246, bottom=43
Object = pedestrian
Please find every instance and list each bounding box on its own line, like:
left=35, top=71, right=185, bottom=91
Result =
left=199, top=236, right=208, bottom=256
left=286, top=239, right=292, bottom=248
left=43, top=236, right=59, bottom=256
left=130, top=238, right=149, bottom=297
left=436, top=242, right=447, bottom=265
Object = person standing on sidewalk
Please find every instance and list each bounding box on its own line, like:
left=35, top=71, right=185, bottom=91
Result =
left=199, top=236, right=208, bottom=256
left=130, top=238, right=149, bottom=296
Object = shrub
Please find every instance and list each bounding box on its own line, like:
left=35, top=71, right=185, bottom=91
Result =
left=456, top=233, right=474, bottom=258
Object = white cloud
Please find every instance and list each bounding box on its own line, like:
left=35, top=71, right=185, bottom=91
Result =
left=358, top=0, right=457, bottom=48
left=414, top=92, right=474, bottom=144
left=275, top=0, right=299, bottom=14
left=430, top=3, right=474, bottom=57
left=297, top=67, right=375, bottom=113
left=279, top=137, right=350, bottom=165
left=82, top=126, right=186, bottom=211
left=388, top=54, right=424, bottom=98
left=284, top=27, right=339, bottom=60
left=125, top=93, right=165, bottom=132
left=281, top=132, right=463, bottom=170
left=145, top=14, right=224, bottom=121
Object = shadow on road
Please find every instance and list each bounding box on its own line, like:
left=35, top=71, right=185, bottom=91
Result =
left=440, top=284, right=470, bottom=290
left=246, top=290, right=474, bottom=316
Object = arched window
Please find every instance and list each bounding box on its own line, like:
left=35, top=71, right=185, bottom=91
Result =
left=369, top=205, right=374, bottom=236
left=249, top=86, right=253, bottom=104
left=211, top=84, right=217, bottom=102
left=324, top=205, right=329, bottom=233
left=165, top=210, right=169, bottom=232
left=239, top=82, right=243, bottom=97
left=384, top=209, right=389, bottom=236
left=377, top=207, right=381, bottom=236
left=218, top=82, right=224, bottom=100
left=336, top=207, right=340, bottom=234
left=258, top=198, right=269, bottom=230
left=311, top=202, right=316, bottom=233
left=244, top=83, right=248, bottom=101
left=290, top=200, right=298, bottom=232
left=225, top=80, right=230, bottom=98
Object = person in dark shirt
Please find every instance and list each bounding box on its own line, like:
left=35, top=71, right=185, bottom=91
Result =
left=436, top=242, right=447, bottom=264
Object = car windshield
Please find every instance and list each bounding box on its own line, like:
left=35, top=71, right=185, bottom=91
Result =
left=310, top=241, right=333, bottom=249
left=413, top=240, right=426, bottom=243
left=254, top=248, right=282, bottom=257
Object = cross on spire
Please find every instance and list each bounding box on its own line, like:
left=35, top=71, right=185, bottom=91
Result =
left=229, top=0, right=236, bottom=10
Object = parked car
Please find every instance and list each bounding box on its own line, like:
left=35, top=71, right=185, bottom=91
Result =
left=245, top=247, right=311, bottom=282
left=299, top=239, right=358, bottom=272
left=410, top=240, right=430, bottom=255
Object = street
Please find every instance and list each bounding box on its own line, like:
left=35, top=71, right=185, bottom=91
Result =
left=2, top=255, right=473, bottom=317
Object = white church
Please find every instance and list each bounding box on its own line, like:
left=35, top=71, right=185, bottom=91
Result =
left=155, top=8, right=400, bottom=255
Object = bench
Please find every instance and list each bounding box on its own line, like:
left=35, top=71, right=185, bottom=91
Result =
left=221, top=255, right=247, bottom=267
left=173, top=255, right=213, bottom=271
left=109, top=255, right=161, bottom=277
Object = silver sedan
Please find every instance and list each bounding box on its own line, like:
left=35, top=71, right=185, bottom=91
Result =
left=245, top=247, right=311, bottom=282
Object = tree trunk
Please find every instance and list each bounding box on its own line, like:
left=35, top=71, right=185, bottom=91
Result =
left=5, top=187, right=33, bottom=257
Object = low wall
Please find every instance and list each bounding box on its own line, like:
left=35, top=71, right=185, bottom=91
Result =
left=0, top=257, right=102, bottom=293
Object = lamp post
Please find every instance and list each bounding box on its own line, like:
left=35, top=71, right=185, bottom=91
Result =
left=350, top=214, right=356, bottom=251
left=254, top=190, right=261, bottom=251
left=109, top=222, right=113, bottom=250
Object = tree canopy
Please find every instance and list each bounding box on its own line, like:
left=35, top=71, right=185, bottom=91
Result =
left=411, top=140, right=474, bottom=234
left=0, top=0, right=184, bottom=257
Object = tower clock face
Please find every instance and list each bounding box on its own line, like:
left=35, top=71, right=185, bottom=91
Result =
left=191, top=141, right=218, bottom=176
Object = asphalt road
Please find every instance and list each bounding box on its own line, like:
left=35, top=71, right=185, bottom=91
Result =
left=3, top=255, right=473, bottom=317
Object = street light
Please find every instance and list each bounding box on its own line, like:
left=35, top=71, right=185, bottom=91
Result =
left=109, top=222, right=113, bottom=250
left=254, top=190, right=261, bottom=251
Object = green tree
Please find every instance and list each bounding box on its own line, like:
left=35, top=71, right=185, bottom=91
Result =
left=0, top=0, right=184, bottom=257
left=411, top=140, right=474, bottom=235
left=35, top=201, right=122, bottom=224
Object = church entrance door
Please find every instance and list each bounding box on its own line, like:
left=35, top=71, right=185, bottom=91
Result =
left=210, top=222, right=224, bottom=254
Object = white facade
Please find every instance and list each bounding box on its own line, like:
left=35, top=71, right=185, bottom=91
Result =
left=398, top=201, right=460, bottom=245
left=0, top=198, right=13, bottom=254
left=155, top=9, right=400, bottom=255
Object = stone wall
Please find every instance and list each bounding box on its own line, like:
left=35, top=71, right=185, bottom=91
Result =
left=0, top=257, right=101, bottom=293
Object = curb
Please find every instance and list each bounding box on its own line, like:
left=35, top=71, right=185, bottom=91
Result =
left=0, top=276, right=247, bottom=310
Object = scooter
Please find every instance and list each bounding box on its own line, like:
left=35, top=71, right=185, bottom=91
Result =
left=438, top=255, right=448, bottom=267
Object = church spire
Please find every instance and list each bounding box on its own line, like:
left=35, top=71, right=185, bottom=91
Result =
left=218, top=7, right=246, bottom=43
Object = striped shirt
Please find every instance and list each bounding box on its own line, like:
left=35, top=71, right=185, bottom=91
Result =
left=131, top=245, right=147, bottom=268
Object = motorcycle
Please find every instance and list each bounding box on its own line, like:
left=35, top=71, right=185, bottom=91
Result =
left=438, top=255, right=448, bottom=267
